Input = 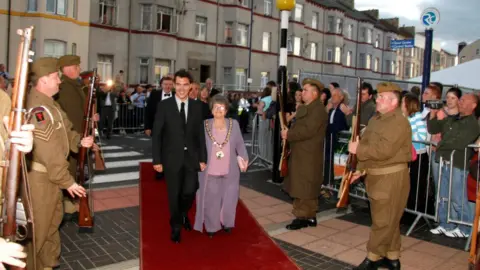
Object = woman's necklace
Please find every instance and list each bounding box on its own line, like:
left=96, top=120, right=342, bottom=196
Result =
left=205, top=119, right=233, bottom=159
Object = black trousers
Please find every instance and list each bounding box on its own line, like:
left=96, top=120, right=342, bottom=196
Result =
left=407, top=152, right=435, bottom=215
left=164, top=160, right=199, bottom=229
left=99, top=106, right=114, bottom=135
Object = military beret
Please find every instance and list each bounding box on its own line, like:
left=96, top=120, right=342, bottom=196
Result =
left=376, top=82, right=402, bottom=93
left=31, top=57, right=58, bottom=79
left=302, top=78, right=325, bottom=91
left=57, top=55, right=81, bottom=69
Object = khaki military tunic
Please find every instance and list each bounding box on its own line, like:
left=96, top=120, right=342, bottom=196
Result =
left=284, top=99, right=328, bottom=218
left=26, top=90, right=80, bottom=269
left=356, top=108, right=412, bottom=260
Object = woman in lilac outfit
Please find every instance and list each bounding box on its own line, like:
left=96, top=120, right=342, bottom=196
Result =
left=194, top=94, right=248, bottom=238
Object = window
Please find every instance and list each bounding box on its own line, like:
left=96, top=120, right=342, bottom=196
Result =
left=310, top=43, right=316, bottom=60
left=157, top=6, right=176, bottom=32
left=99, top=0, right=116, bottom=25
left=334, top=47, right=341, bottom=63
left=311, top=12, right=318, bottom=29
left=264, top=0, right=272, bottom=16
left=235, top=68, right=247, bottom=90
left=141, top=4, right=153, bottom=30
left=365, top=28, right=372, bottom=43
left=397, top=61, right=401, bottom=76
left=366, top=54, right=371, bottom=69
left=336, top=18, right=343, bottom=34
left=262, top=32, right=271, bottom=52
left=240, top=0, right=249, bottom=8
left=287, top=36, right=293, bottom=52
left=43, top=40, right=66, bottom=58
left=154, top=59, right=170, bottom=86
left=260, top=72, right=269, bottom=88
left=327, top=16, right=334, bottom=32
left=139, top=58, right=149, bottom=84
left=237, top=23, right=249, bottom=46
left=359, top=53, right=365, bottom=68
left=224, top=22, right=233, bottom=44
left=476, top=48, right=480, bottom=55
left=294, top=4, right=303, bottom=22
left=71, top=43, right=77, bottom=55
left=46, top=0, right=67, bottom=15
left=326, top=48, right=333, bottom=62
left=391, top=61, right=395, bottom=74
left=347, top=24, right=353, bottom=39
left=73, top=0, right=78, bottom=19
left=346, top=51, right=352, bottom=66
left=27, top=0, right=37, bottom=11
left=97, top=55, right=113, bottom=83
left=374, top=57, right=379, bottom=72
left=195, top=17, right=207, bottom=41
left=405, top=62, right=411, bottom=77
left=375, top=34, right=380, bottom=48
left=293, top=37, right=301, bottom=56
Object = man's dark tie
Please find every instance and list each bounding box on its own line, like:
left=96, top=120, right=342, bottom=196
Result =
left=180, top=102, right=186, bottom=129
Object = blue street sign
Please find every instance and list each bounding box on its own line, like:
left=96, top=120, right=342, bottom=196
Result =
left=421, top=8, right=440, bottom=28
left=390, top=39, right=415, bottom=50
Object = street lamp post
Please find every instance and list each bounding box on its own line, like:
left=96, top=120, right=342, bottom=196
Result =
left=272, top=0, right=295, bottom=184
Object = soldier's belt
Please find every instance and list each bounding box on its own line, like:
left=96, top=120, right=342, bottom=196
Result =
left=31, top=161, right=47, bottom=173
left=367, top=164, right=407, bottom=176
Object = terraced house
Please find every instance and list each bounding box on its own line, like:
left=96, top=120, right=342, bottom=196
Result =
left=0, top=0, right=455, bottom=89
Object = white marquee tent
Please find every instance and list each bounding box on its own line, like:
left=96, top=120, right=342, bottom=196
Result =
left=409, top=59, right=480, bottom=91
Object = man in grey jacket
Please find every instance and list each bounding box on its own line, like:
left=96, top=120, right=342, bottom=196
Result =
left=341, top=82, right=377, bottom=129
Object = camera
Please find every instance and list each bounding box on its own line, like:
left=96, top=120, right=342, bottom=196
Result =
left=424, top=100, right=445, bottom=110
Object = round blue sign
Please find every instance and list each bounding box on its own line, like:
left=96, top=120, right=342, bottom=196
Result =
left=421, top=8, right=440, bottom=27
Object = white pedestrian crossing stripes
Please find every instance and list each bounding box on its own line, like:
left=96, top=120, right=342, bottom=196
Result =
left=91, top=144, right=151, bottom=187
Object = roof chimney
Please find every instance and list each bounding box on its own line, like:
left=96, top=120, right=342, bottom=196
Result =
left=458, top=42, right=467, bottom=55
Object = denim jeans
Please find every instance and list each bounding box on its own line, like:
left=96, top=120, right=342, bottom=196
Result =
left=435, top=159, right=474, bottom=234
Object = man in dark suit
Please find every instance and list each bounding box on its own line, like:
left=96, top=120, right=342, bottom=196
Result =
left=145, top=77, right=174, bottom=136
left=97, top=83, right=118, bottom=139
left=152, top=69, right=207, bottom=243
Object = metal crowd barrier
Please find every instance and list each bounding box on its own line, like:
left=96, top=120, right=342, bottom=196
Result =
left=97, top=104, right=146, bottom=135
left=248, top=114, right=274, bottom=172
left=323, top=132, right=477, bottom=251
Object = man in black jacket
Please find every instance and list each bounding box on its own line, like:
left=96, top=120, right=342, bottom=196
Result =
left=152, top=69, right=207, bottom=243
left=144, top=77, right=174, bottom=136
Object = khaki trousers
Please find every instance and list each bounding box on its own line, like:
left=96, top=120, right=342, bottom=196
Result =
left=366, top=168, right=410, bottom=260
left=292, top=198, right=318, bottom=219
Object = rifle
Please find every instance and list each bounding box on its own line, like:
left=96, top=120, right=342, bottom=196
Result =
left=77, top=69, right=98, bottom=233
left=1, top=27, right=35, bottom=270
left=469, top=180, right=480, bottom=269
left=277, top=88, right=290, bottom=177
left=91, top=89, right=105, bottom=171
left=337, top=77, right=363, bottom=208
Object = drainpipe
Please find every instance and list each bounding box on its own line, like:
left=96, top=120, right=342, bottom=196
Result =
left=126, top=0, right=132, bottom=86
left=6, top=0, right=12, bottom=70
left=247, top=2, right=254, bottom=91
left=214, top=0, right=219, bottom=84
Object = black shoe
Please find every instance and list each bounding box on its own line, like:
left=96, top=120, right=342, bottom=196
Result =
left=383, top=258, right=400, bottom=270
left=207, top=232, right=215, bottom=238
left=182, top=216, right=192, bottom=231
left=306, top=217, right=317, bottom=227
left=286, top=219, right=309, bottom=230
left=353, top=258, right=383, bottom=270
left=171, top=228, right=181, bottom=243
left=63, top=212, right=79, bottom=223
left=223, top=227, right=232, bottom=233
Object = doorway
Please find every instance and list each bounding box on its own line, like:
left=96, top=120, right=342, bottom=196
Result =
left=200, top=65, right=210, bottom=83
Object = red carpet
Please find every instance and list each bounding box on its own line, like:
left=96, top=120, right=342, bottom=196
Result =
left=139, top=162, right=300, bottom=270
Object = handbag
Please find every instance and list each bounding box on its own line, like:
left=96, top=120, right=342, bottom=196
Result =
left=411, top=145, right=417, bottom=162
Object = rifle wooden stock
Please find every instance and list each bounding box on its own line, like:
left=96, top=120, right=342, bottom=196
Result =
left=336, top=78, right=363, bottom=209
left=1, top=26, right=35, bottom=270
left=77, top=69, right=98, bottom=233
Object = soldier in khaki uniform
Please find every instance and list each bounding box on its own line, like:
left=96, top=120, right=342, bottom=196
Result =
left=0, top=89, right=33, bottom=270
left=26, top=57, right=93, bottom=270
left=281, top=79, right=328, bottom=230
left=348, top=82, right=412, bottom=270
left=56, top=55, right=98, bottom=222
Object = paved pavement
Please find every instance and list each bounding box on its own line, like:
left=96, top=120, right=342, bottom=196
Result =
left=56, top=134, right=467, bottom=270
